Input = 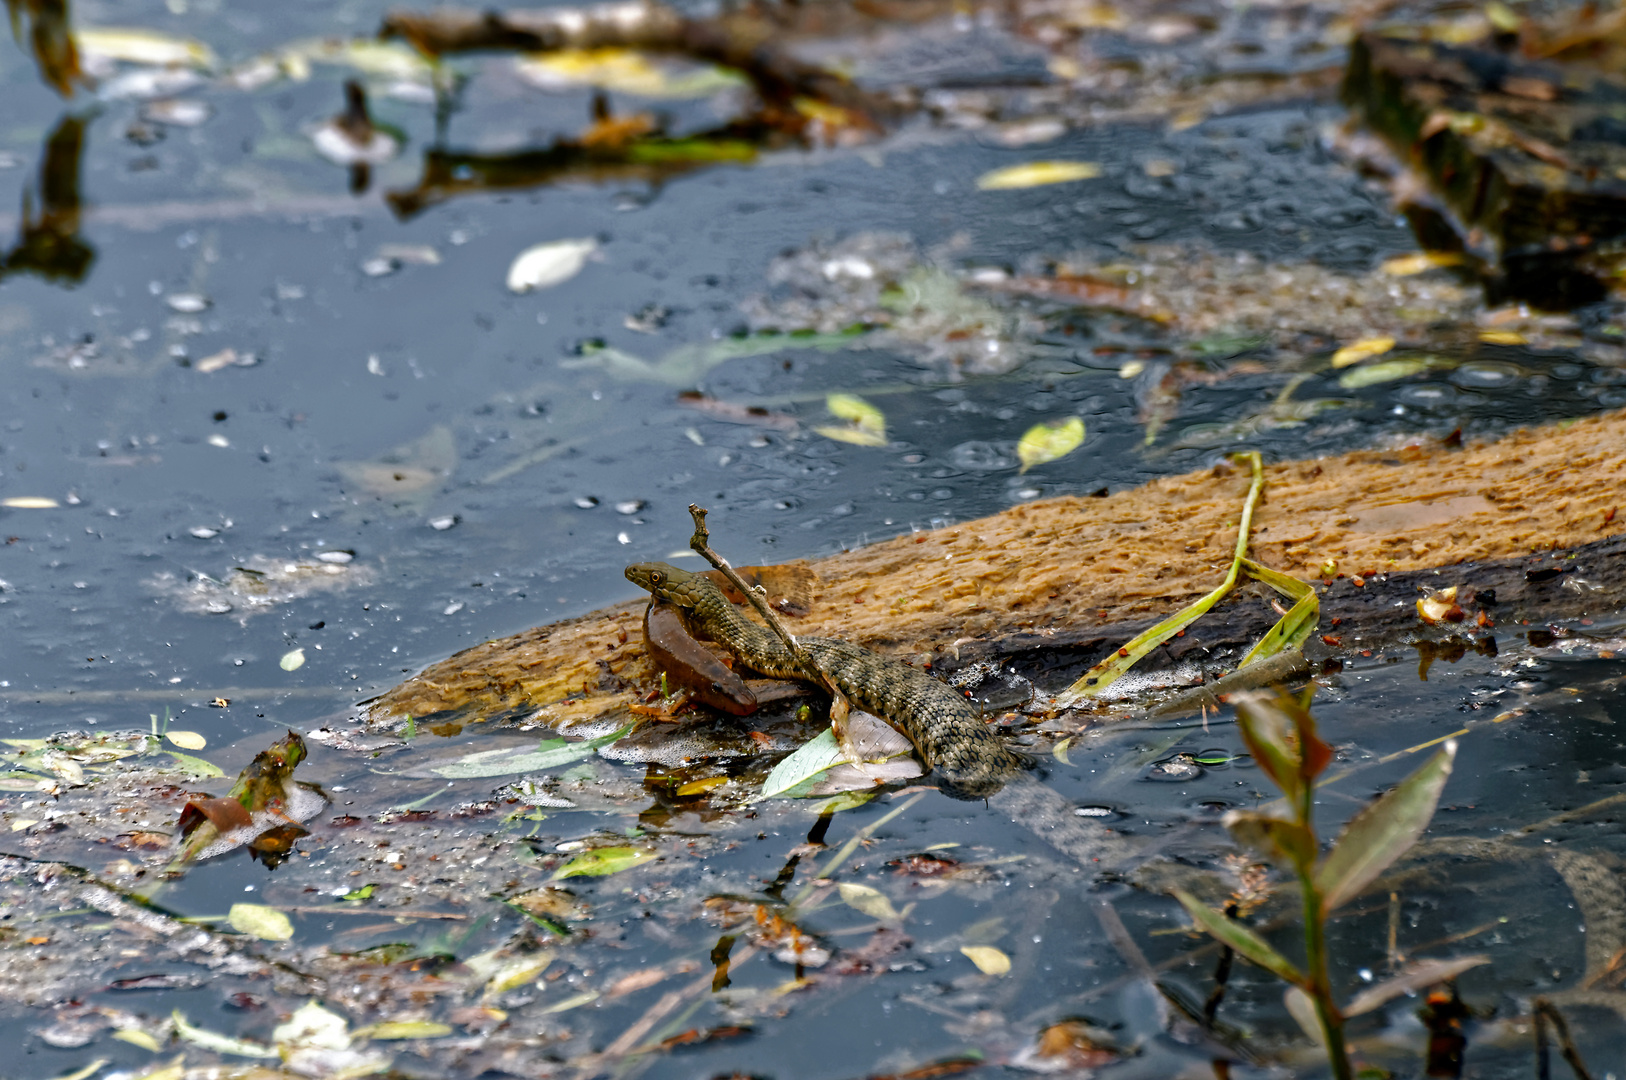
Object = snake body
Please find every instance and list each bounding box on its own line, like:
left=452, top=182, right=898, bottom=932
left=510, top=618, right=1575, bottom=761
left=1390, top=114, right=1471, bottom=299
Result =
left=626, top=562, right=1025, bottom=798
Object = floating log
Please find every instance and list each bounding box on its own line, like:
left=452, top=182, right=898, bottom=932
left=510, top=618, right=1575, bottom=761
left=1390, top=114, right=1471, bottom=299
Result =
left=364, top=408, right=1626, bottom=731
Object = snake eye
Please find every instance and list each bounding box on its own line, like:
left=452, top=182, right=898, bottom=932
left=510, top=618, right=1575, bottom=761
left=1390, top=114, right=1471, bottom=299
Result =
left=649, top=570, right=664, bottom=586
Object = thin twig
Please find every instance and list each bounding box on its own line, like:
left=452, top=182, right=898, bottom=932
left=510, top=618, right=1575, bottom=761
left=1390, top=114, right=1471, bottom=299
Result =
left=686, top=503, right=847, bottom=710
left=1533, top=999, right=1595, bottom=1080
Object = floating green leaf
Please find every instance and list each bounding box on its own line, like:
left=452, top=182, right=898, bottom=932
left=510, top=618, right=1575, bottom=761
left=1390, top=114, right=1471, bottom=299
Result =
left=165, top=750, right=225, bottom=778
left=817, top=790, right=876, bottom=814
left=341, top=884, right=375, bottom=902
left=1315, top=742, right=1456, bottom=914
left=1336, top=358, right=1428, bottom=389
left=228, top=902, right=294, bottom=941
left=551, top=846, right=657, bottom=880
left=1017, top=417, right=1085, bottom=473
left=976, top=161, right=1101, bottom=190
left=430, top=723, right=632, bottom=779
left=760, top=728, right=846, bottom=798
left=814, top=393, right=887, bottom=447
left=279, top=648, right=306, bottom=671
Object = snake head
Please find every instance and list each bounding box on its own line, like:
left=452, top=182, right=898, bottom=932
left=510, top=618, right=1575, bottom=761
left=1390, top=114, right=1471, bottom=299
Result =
left=625, top=561, right=694, bottom=599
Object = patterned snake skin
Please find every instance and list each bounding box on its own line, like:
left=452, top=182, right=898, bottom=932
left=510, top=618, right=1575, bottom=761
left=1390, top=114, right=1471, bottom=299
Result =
left=626, top=561, right=1025, bottom=798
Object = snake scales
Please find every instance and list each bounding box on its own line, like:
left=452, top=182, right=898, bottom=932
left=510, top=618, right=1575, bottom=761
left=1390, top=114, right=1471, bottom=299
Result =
left=626, top=561, right=1026, bottom=798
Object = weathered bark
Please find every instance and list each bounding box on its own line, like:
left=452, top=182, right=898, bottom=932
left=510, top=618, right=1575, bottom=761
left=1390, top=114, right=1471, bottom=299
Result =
left=363, top=407, right=1626, bottom=731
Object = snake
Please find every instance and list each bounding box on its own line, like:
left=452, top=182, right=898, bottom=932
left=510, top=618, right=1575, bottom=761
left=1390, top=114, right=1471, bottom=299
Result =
left=625, top=561, right=1027, bottom=799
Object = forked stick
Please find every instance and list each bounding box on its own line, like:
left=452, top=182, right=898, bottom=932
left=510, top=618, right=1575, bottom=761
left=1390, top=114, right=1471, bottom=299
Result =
left=686, top=503, right=852, bottom=732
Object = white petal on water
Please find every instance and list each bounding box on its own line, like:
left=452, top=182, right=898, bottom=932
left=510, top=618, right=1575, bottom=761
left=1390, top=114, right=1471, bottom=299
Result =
left=506, top=238, right=598, bottom=293
left=429, top=515, right=458, bottom=530
left=141, top=98, right=212, bottom=126
left=315, top=550, right=353, bottom=564
left=311, top=125, right=400, bottom=167
left=166, top=292, right=210, bottom=313
left=207, top=434, right=230, bottom=448
left=2, top=497, right=60, bottom=509
left=188, top=526, right=219, bottom=538
left=280, top=648, right=306, bottom=671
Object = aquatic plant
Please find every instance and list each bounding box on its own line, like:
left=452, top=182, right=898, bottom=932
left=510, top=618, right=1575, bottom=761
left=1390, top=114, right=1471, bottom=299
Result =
left=1172, top=690, right=1456, bottom=1079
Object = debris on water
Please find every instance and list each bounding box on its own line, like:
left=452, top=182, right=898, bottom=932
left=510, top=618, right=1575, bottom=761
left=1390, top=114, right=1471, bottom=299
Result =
left=164, top=292, right=209, bottom=313
left=507, top=237, right=599, bottom=293
left=193, top=347, right=256, bottom=372
left=140, top=98, right=212, bottom=127
left=311, top=80, right=402, bottom=168
left=975, top=160, right=1101, bottom=190
left=149, top=554, right=373, bottom=619
left=814, top=392, right=887, bottom=447
left=1016, top=417, right=1085, bottom=473
left=429, top=515, right=458, bottom=530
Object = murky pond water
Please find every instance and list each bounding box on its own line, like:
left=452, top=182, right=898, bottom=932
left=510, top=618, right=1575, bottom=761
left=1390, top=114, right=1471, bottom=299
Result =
left=3, top=0, right=1626, bottom=1076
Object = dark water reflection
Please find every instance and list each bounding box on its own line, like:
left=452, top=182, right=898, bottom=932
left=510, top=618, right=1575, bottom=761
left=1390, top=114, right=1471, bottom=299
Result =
left=2, top=0, right=1625, bottom=1075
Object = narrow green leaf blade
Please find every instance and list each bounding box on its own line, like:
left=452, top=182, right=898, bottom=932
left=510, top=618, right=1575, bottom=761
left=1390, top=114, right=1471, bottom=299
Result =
left=430, top=723, right=632, bottom=779
left=1315, top=742, right=1456, bottom=913
left=759, top=727, right=845, bottom=798
left=1172, top=890, right=1302, bottom=986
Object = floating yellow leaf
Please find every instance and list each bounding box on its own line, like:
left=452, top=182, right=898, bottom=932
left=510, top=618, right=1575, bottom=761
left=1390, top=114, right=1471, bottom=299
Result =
left=552, top=846, right=657, bottom=879
left=675, top=776, right=728, bottom=797
left=280, top=648, right=306, bottom=671
left=165, top=730, right=207, bottom=750
left=976, top=161, right=1101, bottom=190
left=228, top=902, right=294, bottom=941
left=48, top=1059, right=110, bottom=1080
left=1017, top=417, right=1085, bottom=473
left=113, top=1028, right=163, bottom=1051
left=814, top=393, right=887, bottom=447
left=515, top=49, right=742, bottom=99
left=1330, top=336, right=1395, bottom=369
left=541, top=990, right=600, bottom=1013
left=1479, top=330, right=1526, bottom=345
left=959, top=945, right=1011, bottom=975
left=353, top=1020, right=452, bottom=1040
left=1052, top=737, right=1072, bottom=765
left=2, top=497, right=59, bottom=509
left=77, top=27, right=216, bottom=68
left=129, top=1058, right=185, bottom=1080
left=1380, top=252, right=1463, bottom=276
left=837, top=883, right=903, bottom=921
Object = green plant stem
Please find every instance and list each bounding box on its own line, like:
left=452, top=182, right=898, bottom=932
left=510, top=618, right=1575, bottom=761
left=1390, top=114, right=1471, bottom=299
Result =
left=1297, top=783, right=1352, bottom=1079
